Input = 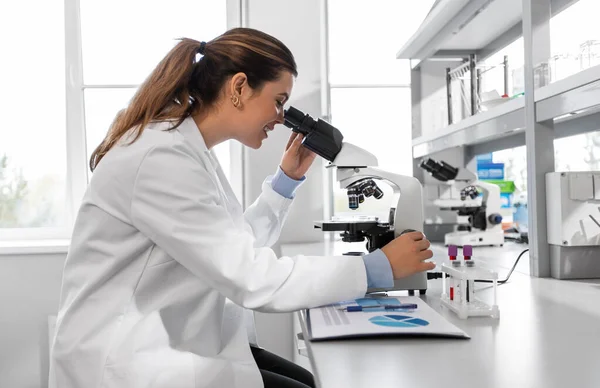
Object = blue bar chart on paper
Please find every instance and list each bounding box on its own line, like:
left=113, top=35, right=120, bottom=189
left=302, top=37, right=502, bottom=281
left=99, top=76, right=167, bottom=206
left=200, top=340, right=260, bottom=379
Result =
left=307, top=297, right=469, bottom=341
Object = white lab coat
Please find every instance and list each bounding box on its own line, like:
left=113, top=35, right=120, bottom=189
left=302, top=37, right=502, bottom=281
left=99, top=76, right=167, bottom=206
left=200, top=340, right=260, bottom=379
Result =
left=49, top=117, right=368, bottom=388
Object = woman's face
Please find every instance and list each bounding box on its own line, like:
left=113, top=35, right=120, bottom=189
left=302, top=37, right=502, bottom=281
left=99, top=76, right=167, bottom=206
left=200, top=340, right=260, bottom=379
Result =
left=232, top=71, right=294, bottom=149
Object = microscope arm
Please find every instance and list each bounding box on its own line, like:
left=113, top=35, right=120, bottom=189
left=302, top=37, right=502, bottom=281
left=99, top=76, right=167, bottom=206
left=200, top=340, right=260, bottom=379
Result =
left=471, top=180, right=502, bottom=212
left=336, top=167, right=424, bottom=236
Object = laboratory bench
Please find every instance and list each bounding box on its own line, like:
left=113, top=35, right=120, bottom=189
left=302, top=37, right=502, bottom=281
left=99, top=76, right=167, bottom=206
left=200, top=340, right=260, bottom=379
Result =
left=281, top=240, right=600, bottom=388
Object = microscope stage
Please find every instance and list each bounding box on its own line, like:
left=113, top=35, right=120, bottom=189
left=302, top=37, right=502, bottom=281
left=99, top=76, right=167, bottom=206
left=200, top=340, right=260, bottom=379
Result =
left=314, top=220, right=388, bottom=232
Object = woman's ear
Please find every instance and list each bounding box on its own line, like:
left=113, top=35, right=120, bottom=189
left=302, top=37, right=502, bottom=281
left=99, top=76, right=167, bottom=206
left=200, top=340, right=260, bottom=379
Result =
left=230, top=72, right=250, bottom=100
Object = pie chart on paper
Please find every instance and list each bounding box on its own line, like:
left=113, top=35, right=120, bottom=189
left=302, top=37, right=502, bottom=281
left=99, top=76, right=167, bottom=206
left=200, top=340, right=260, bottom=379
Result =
left=369, top=314, right=430, bottom=328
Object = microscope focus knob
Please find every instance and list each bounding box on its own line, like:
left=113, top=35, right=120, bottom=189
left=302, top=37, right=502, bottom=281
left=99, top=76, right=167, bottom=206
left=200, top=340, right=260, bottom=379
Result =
left=488, top=213, right=503, bottom=225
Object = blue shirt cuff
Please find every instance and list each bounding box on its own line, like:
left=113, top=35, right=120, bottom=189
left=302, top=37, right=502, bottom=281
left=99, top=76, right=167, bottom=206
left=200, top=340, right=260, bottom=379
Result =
left=270, top=166, right=305, bottom=199
left=362, top=249, right=394, bottom=289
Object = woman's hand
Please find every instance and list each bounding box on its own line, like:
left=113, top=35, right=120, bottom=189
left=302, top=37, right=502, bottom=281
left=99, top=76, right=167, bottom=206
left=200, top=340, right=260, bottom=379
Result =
left=381, top=231, right=435, bottom=279
left=280, top=133, right=317, bottom=180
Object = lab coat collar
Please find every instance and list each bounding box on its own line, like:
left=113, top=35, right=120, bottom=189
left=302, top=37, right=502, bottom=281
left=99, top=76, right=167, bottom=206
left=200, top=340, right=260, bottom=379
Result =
left=175, top=116, right=244, bottom=220
left=177, top=116, right=211, bottom=157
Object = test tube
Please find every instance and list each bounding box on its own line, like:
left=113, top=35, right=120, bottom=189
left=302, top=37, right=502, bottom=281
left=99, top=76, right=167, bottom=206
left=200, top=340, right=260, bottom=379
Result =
left=463, top=245, right=474, bottom=267
left=463, top=245, right=474, bottom=302
left=448, top=245, right=458, bottom=301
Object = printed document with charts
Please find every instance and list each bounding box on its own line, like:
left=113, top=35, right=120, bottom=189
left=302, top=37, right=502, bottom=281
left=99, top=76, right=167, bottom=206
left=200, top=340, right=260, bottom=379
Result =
left=307, top=296, right=470, bottom=341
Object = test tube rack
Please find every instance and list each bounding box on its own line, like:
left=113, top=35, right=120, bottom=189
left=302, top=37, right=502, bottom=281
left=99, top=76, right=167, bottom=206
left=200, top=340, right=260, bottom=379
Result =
left=440, top=246, right=500, bottom=319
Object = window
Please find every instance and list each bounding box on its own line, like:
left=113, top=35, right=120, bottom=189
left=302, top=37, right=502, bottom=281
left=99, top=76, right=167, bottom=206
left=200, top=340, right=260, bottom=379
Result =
left=330, top=88, right=412, bottom=174
left=84, top=88, right=138, bottom=162
left=555, top=131, right=600, bottom=172
left=490, top=130, right=600, bottom=198
left=1, top=0, right=229, bottom=241
left=80, top=0, right=229, bottom=175
left=0, top=0, right=67, bottom=235
left=80, top=0, right=227, bottom=85
left=327, top=0, right=435, bottom=216
left=550, top=0, right=600, bottom=82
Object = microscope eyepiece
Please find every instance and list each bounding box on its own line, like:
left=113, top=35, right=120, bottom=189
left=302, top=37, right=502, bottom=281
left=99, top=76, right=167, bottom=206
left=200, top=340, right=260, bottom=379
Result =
left=419, top=158, right=459, bottom=181
left=283, top=106, right=344, bottom=162
left=282, top=106, right=307, bottom=134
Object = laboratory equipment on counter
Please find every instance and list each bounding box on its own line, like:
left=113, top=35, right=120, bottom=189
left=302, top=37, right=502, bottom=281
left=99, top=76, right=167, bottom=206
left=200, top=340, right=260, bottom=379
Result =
left=283, top=107, right=429, bottom=295
left=546, top=172, right=600, bottom=279
left=419, top=158, right=504, bottom=247
left=441, top=245, right=500, bottom=319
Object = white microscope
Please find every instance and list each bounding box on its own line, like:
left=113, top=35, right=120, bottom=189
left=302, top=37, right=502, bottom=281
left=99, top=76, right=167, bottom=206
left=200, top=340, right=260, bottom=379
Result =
left=283, top=107, right=428, bottom=295
left=419, top=158, right=504, bottom=247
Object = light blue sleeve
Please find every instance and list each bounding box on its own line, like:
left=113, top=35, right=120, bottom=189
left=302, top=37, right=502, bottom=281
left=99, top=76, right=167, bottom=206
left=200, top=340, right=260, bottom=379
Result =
left=362, top=249, right=394, bottom=289
left=270, top=166, right=306, bottom=199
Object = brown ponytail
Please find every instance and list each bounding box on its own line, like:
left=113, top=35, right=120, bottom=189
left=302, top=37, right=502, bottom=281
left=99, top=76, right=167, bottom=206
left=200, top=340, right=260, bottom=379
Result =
left=89, top=28, right=297, bottom=171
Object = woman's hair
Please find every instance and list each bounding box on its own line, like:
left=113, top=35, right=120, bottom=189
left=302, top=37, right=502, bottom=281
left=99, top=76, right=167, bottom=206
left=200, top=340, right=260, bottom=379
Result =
left=89, top=28, right=297, bottom=171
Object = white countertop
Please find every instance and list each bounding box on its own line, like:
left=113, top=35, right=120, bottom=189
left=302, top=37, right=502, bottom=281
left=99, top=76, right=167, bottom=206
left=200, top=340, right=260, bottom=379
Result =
left=281, top=239, right=600, bottom=388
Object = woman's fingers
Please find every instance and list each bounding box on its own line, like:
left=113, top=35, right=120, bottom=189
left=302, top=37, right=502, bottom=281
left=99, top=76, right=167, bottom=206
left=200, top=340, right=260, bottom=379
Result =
left=286, top=132, right=300, bottom=151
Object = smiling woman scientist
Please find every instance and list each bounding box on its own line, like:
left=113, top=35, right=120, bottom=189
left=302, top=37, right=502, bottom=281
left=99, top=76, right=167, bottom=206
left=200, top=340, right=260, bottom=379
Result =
left=49, top=28, right=434, bottom=388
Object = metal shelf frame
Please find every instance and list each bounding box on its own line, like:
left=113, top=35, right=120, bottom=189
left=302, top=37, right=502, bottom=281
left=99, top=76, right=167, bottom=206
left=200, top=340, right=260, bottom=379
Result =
left=405, top=0, right=600, bottom=278
left=399, top=0, right=581, bottom=67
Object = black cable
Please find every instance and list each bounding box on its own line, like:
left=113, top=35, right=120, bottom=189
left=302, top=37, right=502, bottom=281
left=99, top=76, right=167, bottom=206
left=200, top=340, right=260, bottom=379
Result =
left=474, top=248, right=529, bottom=284
left=504, top=236, right=528, bottom=244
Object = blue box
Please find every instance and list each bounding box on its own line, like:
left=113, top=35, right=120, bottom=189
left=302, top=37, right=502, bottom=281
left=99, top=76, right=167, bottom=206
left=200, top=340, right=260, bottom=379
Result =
left=477, top=163, right=504, bottom=180
left=476, top=153, right=493, bottom=163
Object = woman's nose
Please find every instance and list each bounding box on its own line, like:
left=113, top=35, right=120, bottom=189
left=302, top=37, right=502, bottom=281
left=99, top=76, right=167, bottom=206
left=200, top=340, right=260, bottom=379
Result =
left=276, top=108, right=285, bottom=124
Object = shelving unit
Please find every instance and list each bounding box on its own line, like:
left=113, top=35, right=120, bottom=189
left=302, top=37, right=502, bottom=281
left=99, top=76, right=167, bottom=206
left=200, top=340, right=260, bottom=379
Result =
left=400, top=0, right=600, bottom=278
left=397, top=0, right=523, bottom=66
left=412, top=96, right=525, bottom=158
left=535, top=65, right=600, bottom=120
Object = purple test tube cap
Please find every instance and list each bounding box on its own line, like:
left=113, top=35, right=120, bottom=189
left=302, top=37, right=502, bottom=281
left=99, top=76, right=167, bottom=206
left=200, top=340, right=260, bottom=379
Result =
left=463, top=245, right=473, bottom=256
left=448, top=245, right=458, bottom=256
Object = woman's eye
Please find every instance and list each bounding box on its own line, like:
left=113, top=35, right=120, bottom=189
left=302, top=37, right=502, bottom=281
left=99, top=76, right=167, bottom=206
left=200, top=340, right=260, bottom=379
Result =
left=276, top=100, right=284, bottom=107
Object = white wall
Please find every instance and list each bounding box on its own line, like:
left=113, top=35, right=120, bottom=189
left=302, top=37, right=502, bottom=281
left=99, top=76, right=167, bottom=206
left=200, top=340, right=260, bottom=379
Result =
left=243, top=0, right=326, bottom=362
left=244, top=0, right=325, bottom=245
left=0, top=252, right=65, bottom=388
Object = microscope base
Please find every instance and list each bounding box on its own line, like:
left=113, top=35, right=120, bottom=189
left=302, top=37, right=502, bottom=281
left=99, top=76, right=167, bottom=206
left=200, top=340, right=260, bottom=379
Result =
left=445, top=230, right=504, bottom=247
